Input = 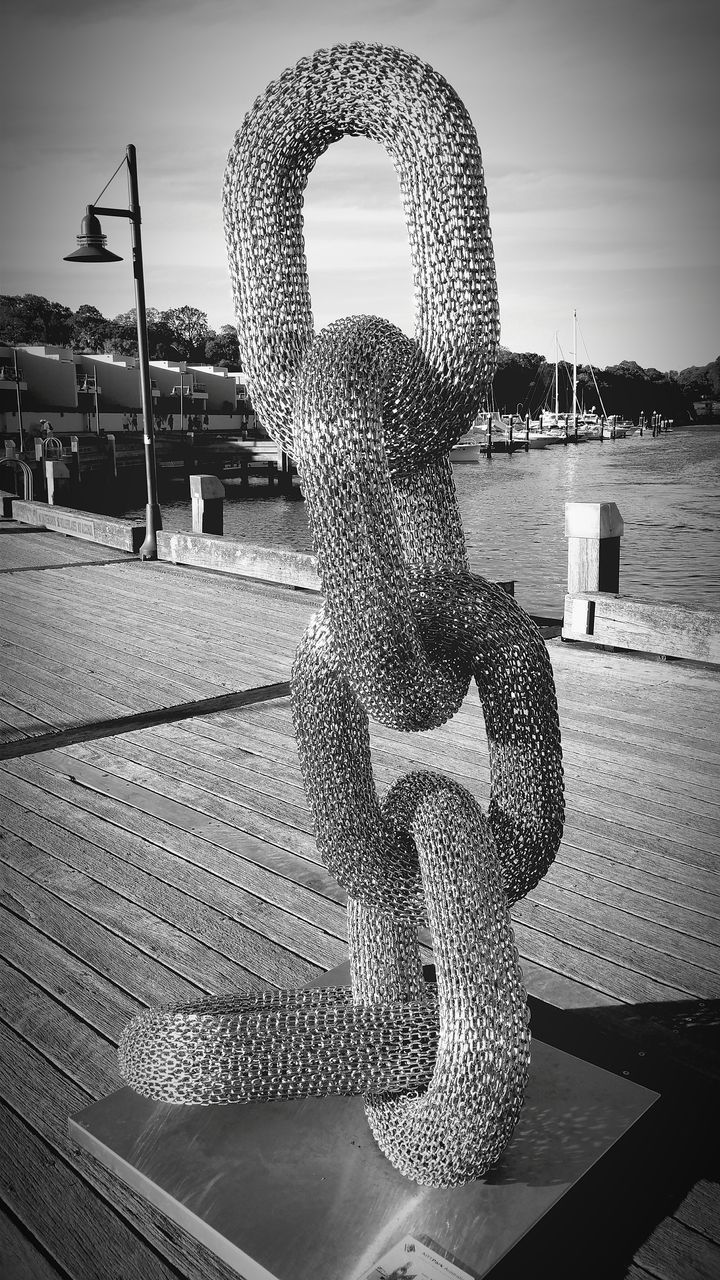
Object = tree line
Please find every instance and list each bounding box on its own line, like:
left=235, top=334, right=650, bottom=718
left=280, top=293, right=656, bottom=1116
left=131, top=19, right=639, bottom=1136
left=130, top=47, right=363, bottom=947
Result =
left=493, top=348, right=719, bottom=423
left=1, top=294, right=717, bottom=420
left=0, top=295, right=240, bottom=367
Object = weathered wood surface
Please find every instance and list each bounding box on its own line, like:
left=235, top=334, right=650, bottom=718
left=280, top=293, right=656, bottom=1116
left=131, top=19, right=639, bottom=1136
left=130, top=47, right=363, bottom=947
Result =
left=563, top=591, right=720, bottom=665
left=0, top=542, right=317, bottom=743
left=0, top=523, right=131, bottom=573
left=1, top=527, right=719, bottom=1280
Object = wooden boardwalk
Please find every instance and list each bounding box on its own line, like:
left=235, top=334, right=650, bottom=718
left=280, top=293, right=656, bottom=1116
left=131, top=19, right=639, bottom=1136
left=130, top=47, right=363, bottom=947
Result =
left=1, top=522, right=719, bottom=1280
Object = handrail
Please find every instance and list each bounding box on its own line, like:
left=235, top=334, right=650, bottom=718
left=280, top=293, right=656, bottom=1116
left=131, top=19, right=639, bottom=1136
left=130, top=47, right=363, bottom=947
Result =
left=0, top=456, right=34, bottom=500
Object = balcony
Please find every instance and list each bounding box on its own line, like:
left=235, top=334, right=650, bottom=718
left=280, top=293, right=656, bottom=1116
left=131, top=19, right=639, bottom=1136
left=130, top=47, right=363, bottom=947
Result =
left=0, top=366, right=27, bottom=391
left=171, top=380, right=208, bottom=398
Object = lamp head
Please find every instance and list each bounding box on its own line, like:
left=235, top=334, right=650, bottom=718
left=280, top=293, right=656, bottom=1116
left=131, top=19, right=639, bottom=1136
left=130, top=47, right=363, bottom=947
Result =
left=64, top=208, right=123, bottom=263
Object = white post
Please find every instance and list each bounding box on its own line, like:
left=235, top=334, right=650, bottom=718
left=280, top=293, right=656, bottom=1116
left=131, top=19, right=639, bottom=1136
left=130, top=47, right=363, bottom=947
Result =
left=45, top=459, right=71, bottom=505
left=190, top=473, right=225, bottom=535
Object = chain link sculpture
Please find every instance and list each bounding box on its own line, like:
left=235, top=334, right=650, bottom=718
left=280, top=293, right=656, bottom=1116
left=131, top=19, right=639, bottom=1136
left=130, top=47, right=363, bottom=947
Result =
left=119, top=42, right=564, bottom=1189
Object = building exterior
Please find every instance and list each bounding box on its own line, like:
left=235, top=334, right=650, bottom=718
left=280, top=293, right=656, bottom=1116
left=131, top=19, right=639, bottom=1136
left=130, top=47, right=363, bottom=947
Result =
left=0, top=344, right=253, bottom=436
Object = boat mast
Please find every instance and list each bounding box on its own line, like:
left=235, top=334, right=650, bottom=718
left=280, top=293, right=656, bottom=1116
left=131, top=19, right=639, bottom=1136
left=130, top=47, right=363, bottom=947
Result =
left=554, top=332, right=559, bottom=421
left=572, top=308, right=578, bottom=431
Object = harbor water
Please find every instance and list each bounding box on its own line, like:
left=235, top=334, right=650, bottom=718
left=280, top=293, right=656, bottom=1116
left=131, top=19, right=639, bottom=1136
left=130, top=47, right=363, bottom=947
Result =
left=125, top=423, right=720, bottom=620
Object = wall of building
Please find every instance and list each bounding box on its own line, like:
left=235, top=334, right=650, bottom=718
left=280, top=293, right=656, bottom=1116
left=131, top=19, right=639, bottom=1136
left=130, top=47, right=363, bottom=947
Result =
left=81, top=354, right=142, bottom=409
left=15, top=346, right=78, bottom=408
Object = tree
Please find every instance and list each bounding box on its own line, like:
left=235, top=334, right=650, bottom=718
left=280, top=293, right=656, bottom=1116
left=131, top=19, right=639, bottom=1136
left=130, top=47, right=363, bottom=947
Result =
left=71, top=304, right=109, bottom=352
left=104, top=321, right=139, bottom=358
left=0, top=294, right=74, bottom=346
left=161, top=305, right=209, bottom=360
left=492, top=347, right=546, bottom=415
left=204, top=324, right=241, bottom=367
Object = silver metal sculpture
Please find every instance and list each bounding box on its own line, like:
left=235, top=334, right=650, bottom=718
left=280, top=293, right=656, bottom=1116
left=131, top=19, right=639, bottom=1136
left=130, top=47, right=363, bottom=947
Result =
left=119, top=41, right=564, bottom=1189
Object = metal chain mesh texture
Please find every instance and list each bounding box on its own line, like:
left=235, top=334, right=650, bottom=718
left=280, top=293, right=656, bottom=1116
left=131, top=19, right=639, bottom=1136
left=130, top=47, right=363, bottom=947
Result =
left=119, top=41, right=565, bottom=1189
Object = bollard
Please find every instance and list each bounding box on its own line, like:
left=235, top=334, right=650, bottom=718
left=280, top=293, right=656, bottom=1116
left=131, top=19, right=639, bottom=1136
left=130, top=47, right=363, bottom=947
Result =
left=565, top=501, right=624, bottom=595
left=35, top=438, right=44, bottom=461
left=190, top=473, right=225, bottom=535
left=45, top=459, right=71, bottom=506
left=5, top=441, right=17, bottom=459
left=70, top=436, right=81, bottom=485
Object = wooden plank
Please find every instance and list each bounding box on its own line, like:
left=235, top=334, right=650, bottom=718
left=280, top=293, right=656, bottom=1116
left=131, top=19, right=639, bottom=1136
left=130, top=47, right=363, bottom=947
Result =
left=0, top=958, right=119, bottom=1097
left=519, top=878, right=720, bottom=978
left=563, top=592, right=720, bottom=665
left=539, top=861, right=720, bottom=943
left=73, top=733, right=315, bottom=832
left=0, top=826, right=314, bottom=992
left=632, top=1213, right=720, bottom=1280
left=0, top=869, right=202, bottom=1008
left=0, top=1207, right=64, bottom=1280
left=3, top=906, right=142, bottom=1036
left=0, top=1025, right=241, bottom=1280
left=0, top=604, right=276, bottom=700
left=0, top=1104, right=181, bottom=1280
left=512, top=897, right=716, bottom=1000
left=0, top=835, right=246, bottom=997
left=12, top=502, right=144, bottom=553
left=1, top=587, right=301, bottom=694
left=0, top=793, right=342, bottom=973
left=1, top=755, right=341, bottom=905
left=674, top=1180, right=720, bottom=1245
left=0, top=640, right=221, bottom=717
left=0, top=757, right=345, bottom=936
left=21, top=747, right=321, bottom=867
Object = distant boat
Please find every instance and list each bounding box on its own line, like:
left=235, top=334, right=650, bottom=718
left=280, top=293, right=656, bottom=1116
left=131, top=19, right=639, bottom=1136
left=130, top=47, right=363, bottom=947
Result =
left=451, top=439, right=485, bottom=463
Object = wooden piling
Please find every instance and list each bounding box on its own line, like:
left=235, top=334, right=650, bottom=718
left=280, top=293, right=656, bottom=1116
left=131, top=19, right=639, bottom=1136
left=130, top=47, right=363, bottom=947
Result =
left=190, top=474, right=225, bottom=536
left=565, top=501, right=624, bottom=598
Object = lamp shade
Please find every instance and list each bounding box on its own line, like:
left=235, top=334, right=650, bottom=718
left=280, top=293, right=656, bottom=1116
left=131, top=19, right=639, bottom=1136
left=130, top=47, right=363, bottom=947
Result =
left=64, top=210, right=123, bottom=263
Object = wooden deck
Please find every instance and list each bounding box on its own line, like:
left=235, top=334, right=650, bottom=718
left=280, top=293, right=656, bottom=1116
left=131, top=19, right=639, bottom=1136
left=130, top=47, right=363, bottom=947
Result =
left=1, top=521, right=719, bottom=1280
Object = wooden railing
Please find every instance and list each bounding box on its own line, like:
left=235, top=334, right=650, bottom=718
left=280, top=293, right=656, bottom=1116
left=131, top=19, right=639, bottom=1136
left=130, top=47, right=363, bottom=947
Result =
left=563, top=501, right=719, bottom=664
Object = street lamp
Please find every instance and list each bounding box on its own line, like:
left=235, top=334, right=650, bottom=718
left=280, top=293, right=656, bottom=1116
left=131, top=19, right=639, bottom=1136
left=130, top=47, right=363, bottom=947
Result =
left=12, top=347, right=25, bottom=452
left=64, top=143, right=161, bottom=560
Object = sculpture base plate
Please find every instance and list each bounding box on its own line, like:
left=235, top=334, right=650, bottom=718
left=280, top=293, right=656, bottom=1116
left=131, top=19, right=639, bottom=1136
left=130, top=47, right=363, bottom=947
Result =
left=70, top=977, right=657, bottom=1280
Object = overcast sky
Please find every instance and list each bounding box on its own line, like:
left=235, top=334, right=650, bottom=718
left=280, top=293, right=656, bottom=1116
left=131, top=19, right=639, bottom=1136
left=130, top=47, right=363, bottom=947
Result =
left=2, top=0, right=718, bottom=370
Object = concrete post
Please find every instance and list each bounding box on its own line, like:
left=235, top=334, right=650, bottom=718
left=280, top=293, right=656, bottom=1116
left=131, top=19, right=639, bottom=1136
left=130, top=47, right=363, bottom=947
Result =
left=45, top=459, right=71, bottom=506
left=565, top=502, right=624, bottom=594
left=190, top=473, right=225, bottom=535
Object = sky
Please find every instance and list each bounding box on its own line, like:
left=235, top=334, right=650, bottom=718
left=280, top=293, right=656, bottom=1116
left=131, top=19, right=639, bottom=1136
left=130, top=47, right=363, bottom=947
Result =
left=2, top=0, right=718, bottom=372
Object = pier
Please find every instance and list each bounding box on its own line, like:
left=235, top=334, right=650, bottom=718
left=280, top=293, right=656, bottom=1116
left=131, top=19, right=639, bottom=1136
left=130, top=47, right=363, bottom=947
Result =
left=0, top=513, right=718, bottom=1279
left=1, top=429, right=298, bottom=511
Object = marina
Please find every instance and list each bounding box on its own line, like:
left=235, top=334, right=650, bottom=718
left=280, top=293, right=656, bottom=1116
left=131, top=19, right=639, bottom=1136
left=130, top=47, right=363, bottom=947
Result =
left=117, top=420, right=720, bottom=620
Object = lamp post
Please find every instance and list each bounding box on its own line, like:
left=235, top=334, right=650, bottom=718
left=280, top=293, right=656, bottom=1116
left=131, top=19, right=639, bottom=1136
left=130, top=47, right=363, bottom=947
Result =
left=12, top=347, right=24, bottom=452
left=64, top=143, right=161, bottom=560
left=92, top=362, right=101, bottom=434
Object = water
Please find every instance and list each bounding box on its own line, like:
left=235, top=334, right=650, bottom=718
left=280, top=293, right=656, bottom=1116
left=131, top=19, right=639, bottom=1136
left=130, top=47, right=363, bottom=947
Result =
left=124, top=424, right=720, bottom=619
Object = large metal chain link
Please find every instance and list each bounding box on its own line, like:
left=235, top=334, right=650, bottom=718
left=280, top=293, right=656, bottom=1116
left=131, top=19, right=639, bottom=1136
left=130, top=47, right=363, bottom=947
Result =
left=119, top=42, right=564, bottom=1189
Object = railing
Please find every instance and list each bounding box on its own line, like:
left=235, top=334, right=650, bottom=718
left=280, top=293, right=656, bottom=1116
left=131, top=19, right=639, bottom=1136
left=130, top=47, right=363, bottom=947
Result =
left=0, top=456, right=34, bottom=500
left=563, top=500, right=719, bottom=665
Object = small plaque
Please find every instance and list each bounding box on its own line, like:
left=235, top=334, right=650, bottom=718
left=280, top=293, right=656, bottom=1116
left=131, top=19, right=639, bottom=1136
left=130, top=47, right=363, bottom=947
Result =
left=361, top=1234, right=473, bottom=1279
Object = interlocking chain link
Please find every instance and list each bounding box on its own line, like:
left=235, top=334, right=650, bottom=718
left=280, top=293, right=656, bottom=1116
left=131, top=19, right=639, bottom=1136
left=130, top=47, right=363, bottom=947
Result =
left=119, top=41, right=565, bottom=1190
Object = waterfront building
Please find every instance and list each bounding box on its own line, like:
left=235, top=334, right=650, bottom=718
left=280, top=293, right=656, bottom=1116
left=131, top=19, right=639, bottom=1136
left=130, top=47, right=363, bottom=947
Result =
left=0, top=344, right=254, bottom=436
